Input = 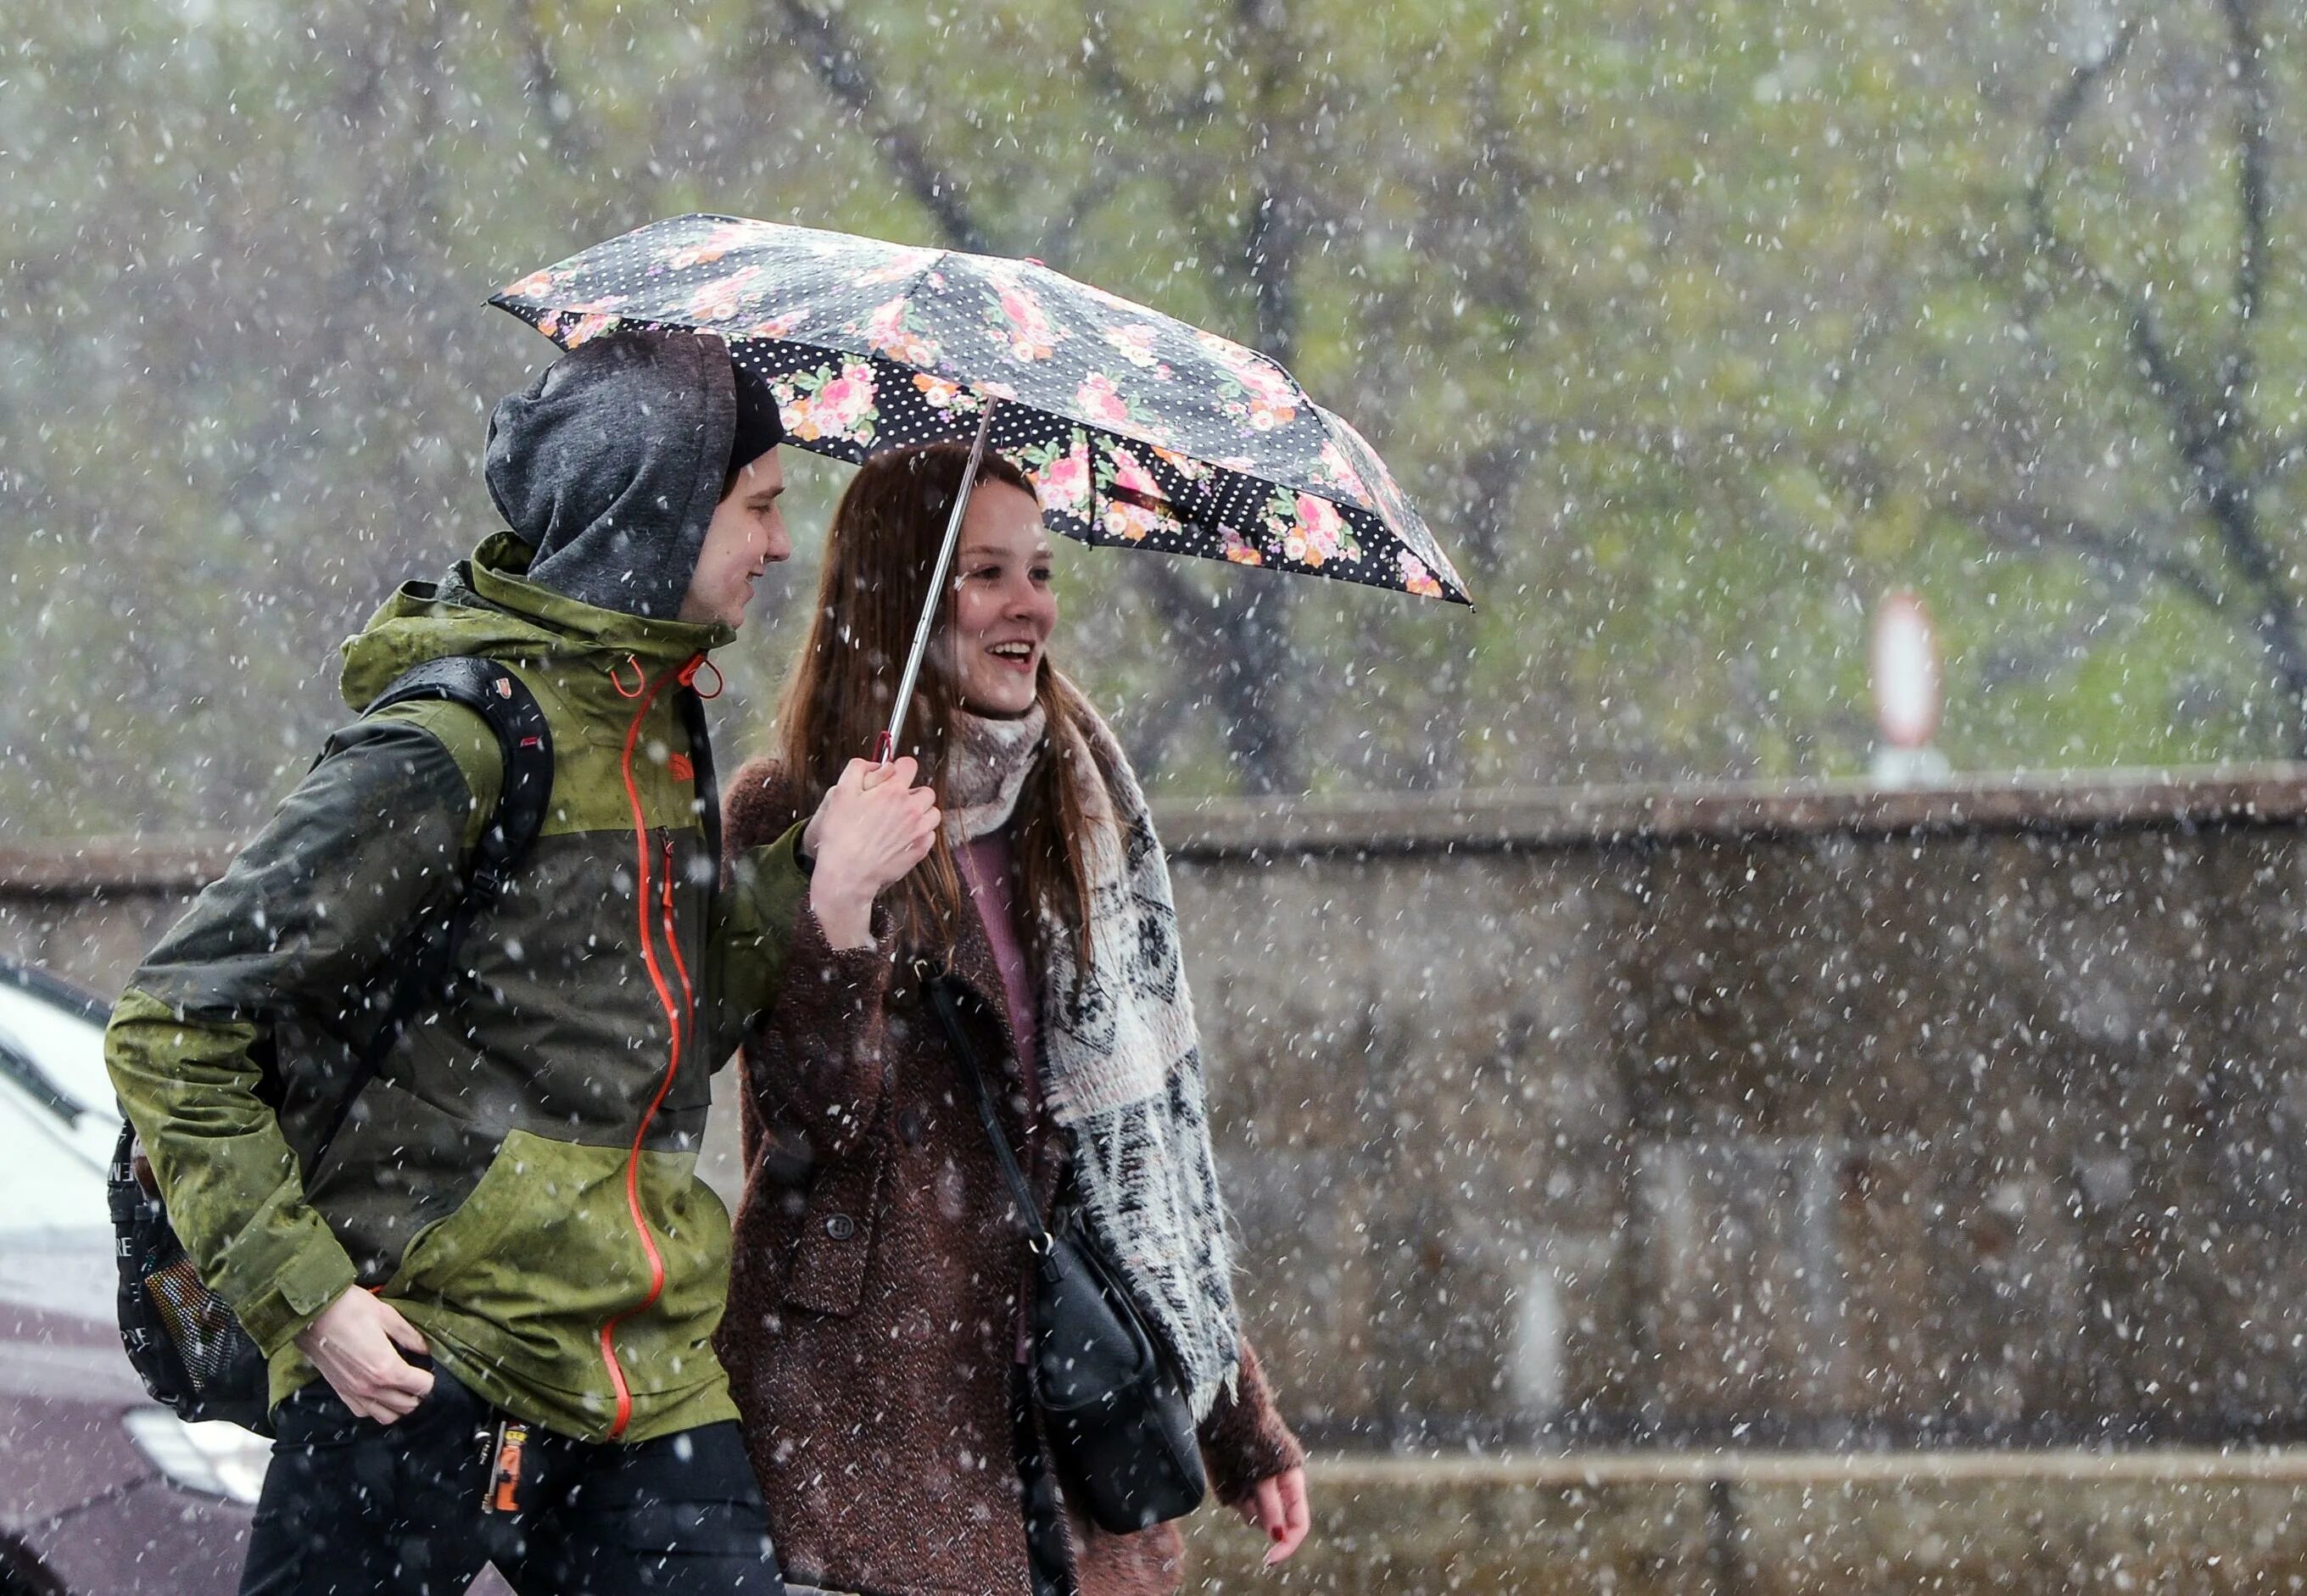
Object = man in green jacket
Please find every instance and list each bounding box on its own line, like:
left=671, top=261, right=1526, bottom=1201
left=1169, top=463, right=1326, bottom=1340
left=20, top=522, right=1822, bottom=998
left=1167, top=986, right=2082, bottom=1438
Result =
left=107, top=328, right=938, bottom=1594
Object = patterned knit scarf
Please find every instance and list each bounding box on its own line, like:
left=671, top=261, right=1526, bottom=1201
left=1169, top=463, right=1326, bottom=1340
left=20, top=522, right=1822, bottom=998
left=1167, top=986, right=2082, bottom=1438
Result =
left=946, top=696, right=1242, bottom=1419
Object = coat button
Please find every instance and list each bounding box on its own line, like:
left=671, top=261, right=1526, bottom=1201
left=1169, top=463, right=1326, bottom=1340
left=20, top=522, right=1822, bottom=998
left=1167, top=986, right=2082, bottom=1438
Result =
left=824, top=1213, right=855, bottom=1241
left=897, top=1107, right=925, bottom=1147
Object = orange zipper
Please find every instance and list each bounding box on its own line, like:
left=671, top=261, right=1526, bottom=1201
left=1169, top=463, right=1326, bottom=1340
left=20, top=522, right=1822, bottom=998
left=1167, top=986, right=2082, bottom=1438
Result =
left=596, top=652, right=706, bottom=1439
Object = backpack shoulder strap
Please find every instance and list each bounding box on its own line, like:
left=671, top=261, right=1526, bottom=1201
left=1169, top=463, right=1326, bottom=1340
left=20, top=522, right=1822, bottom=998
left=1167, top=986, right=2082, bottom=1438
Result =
left=308, top=657, right=554, bottom=1159
left=363, top=656, right=555, bottom=897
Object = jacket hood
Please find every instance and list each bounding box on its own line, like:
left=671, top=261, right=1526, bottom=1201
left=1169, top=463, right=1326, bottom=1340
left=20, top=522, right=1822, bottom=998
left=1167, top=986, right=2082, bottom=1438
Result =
left=340, top=531, right=735, bottom=711
left=483, top=327, right=738, bottom=621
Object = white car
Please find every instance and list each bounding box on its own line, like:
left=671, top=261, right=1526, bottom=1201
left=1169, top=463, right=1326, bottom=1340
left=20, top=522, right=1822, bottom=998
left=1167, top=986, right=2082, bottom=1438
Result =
left=0, top=959, right=261, bottom=1596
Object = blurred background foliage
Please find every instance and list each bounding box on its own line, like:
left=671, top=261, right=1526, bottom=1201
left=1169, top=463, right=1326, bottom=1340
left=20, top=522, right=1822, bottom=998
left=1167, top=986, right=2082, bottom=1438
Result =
left=5, top=0, right=2307, bottom=837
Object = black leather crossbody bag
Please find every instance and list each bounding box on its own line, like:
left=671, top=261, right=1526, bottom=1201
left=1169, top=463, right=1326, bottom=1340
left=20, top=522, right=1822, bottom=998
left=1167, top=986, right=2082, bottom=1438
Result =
left=921, top=972, right=1207, bottom=1534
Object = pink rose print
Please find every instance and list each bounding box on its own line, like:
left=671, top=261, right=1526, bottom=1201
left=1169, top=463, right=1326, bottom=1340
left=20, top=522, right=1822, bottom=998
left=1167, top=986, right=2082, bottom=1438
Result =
left=991, top=284, right=1059, bottom=361
left=1294, top=494, right=1345, bottom=561
left=913, top=372, right=967, bottom=409
left=854, top=247, right=941, bottom=287
left=816, top=366, right=875, bottom=427
left=681, top=266, right=763, bottom=324
left=1151, top=446, right=1212, bottom=482
left=1229, top=364, right=1299, bottom=431
left=1399, top=550, right=1445, bottom=599
left=539, top=310, right=622, bottom=348
left=1028, top=438, right=1093, bottom=520
left=503, top=269, right=564, bottom=300
left=1261, top=488, right=1357, bottom=569
left=1221, top=527, right=1265, bottom=566
left=661, top=221, right=768, bottom=271
left=1192, top=328, right=1251, bottom=365
left=979, top=379, right=1019, bottom=402
left=1102, top=326, right=1172, bottom=377
left=1075, top=373, right=1134, bottom=431
left=856, top=297, right=941, bottom=366
left=1314, top=439, right=1371, bottom=501
left=736, top=310, right=804, bottom=340
left=1196, top=329, right=1301, bottom=429
left=1106, top=447, right=1164, bottom=501
left=776, top=363, right=880, bottom=444
left=1101, top=501, right=1168, bottom=544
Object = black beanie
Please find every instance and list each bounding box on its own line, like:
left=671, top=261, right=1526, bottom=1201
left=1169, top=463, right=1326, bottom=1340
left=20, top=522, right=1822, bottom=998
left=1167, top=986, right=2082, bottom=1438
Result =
left=728, top=360, right=785, bottom=481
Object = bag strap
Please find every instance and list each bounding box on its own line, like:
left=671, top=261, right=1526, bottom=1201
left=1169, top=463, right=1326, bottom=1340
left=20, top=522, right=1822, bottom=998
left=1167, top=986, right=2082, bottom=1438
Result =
left=921, top=972, right=1052, bottom=1254
left=309, top=656, right=555, bottom=1159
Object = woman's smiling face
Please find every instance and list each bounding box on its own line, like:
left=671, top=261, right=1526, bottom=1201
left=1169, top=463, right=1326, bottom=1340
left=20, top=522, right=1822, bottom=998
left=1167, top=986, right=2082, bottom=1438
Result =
left=948, top=480, right=1056, bottom=718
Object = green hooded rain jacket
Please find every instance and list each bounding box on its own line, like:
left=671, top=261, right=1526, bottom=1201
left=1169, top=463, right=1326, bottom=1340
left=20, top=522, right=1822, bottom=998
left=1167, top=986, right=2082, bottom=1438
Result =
left=106, top=533, right=807, bottom=1444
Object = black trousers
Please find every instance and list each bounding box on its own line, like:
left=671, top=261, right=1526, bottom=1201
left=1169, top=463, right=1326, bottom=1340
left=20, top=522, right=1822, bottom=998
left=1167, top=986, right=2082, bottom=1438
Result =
left=239, top=1366, right=785, bottom=1596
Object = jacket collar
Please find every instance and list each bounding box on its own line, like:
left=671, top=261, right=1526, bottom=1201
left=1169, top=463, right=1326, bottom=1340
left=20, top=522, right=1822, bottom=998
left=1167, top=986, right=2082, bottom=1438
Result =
left=466, top=531, right=736, bottom=669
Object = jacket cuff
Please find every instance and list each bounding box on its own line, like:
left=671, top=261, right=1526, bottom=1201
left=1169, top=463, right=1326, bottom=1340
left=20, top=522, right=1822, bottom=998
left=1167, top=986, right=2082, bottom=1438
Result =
left=1199, top=1339, right=1307, bottom=1505
left=730, top=823, right=810, bottom=934
left=788, top=888, right=897, bottom=996
left=221, top=1219, right=361, bottom=1359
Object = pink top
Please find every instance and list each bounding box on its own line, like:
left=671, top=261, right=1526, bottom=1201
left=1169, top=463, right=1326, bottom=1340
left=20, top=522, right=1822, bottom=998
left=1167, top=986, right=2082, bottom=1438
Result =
left=959, top=830, right=1047, bottom=1365
left=959, top=830, right=1039, bottom=1079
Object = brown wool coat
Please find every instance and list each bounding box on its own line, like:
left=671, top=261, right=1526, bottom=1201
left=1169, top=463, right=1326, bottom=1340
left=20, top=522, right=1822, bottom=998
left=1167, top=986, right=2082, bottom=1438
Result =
left=716, top=758, right=1303, bottom=1596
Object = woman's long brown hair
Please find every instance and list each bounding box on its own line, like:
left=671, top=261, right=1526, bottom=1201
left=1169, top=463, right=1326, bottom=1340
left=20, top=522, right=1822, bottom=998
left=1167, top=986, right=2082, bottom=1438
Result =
left=776, top=441, right=1100, bottom=969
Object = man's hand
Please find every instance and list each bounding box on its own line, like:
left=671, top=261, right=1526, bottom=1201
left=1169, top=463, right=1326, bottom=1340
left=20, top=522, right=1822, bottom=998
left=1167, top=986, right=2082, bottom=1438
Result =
left=1236, top=1465, right=1310, bottom=1565
left=292, top=1286, right=435, bottom=1423
left=805, top=756, right=940, bottom=949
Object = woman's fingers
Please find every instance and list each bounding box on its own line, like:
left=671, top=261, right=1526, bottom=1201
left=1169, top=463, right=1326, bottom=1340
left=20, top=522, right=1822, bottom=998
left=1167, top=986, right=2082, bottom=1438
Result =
left=807, top=751, right=946, bottom=928
left=858, top=754, right=917, bottom=792
left=1262, top=1467, right=1311, bottom=1565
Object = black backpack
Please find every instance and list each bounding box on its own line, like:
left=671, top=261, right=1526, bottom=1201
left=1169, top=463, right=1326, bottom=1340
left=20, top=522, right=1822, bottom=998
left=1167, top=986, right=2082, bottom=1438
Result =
left=109, top=657, right=555, bottom=1435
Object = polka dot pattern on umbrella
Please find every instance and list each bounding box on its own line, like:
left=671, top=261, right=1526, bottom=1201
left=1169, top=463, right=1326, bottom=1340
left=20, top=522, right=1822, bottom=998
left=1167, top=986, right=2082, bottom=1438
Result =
left=493, top=214, right=1468, bottom=605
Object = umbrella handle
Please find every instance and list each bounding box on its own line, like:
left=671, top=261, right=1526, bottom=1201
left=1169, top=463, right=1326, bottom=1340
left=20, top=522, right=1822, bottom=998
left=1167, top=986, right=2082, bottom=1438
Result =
left=875, top=395, right=1000, bottom=767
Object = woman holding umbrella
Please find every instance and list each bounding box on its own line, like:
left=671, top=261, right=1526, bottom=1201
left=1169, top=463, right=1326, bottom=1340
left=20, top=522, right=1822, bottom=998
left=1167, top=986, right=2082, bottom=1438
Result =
left=716, top=441, right=1310, bottom=1595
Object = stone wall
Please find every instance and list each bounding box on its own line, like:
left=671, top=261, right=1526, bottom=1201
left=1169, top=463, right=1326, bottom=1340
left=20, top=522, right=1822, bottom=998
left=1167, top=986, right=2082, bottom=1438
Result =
left=14, top=771, right=2307, bottom=1452
left=1181, top=1450, right=2307, bottom=1593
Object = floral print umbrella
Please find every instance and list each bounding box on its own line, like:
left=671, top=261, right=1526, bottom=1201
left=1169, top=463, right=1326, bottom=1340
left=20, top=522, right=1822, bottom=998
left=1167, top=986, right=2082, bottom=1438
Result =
left=491, top=214, right=1469, bottom=606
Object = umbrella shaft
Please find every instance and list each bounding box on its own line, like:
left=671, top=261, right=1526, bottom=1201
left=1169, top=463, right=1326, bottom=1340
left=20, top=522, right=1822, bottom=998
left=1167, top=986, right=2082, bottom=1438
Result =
left=880, top=397, right=999, bottom=764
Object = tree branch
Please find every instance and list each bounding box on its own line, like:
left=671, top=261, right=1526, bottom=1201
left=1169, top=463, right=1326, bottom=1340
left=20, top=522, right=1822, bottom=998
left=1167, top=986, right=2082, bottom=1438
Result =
left=1079, top=4, right=1209, bottom=136
left=2220, top=0, right=2270, bottom=432
left=509, top=0, right=599, bottom=175
left=1134, top=561, right=1299, bottom=793
left=1042, top=165, right=1126, bottom=271
left=767, top=0, right=997, bottom=254
left=2028, top=21, right=2228, bottom=499
left=1952, top=494, right=2227, bottom=616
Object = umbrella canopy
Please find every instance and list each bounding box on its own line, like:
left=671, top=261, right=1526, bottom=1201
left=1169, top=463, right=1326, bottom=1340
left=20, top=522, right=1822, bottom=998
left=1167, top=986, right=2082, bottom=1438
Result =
left=491, top=214, right=1469, bottom=607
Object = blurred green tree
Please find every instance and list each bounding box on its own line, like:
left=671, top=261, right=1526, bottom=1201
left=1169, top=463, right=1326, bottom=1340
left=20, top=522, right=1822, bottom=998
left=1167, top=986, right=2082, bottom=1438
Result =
left=2, top=0, right=2299, bottom=840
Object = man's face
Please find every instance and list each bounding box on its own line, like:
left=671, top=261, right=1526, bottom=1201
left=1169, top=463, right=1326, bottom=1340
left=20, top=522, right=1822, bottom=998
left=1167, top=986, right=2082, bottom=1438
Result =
left=680, top=449, right=790, bottom=628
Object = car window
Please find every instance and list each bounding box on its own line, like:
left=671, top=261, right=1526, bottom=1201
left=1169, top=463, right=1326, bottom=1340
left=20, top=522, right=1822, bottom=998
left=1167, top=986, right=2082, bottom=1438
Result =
left=0, top=1064, right=108, bottom=1232
left=0, top=973, right=115, bottom=1247
left=0, top=976, right=115, bottom=1122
